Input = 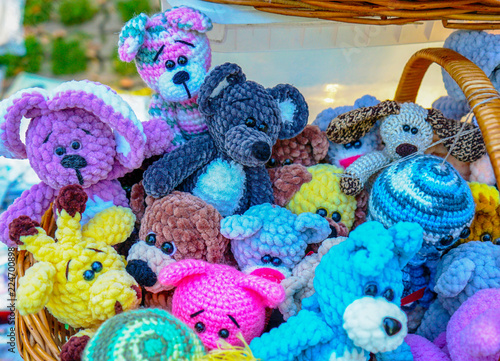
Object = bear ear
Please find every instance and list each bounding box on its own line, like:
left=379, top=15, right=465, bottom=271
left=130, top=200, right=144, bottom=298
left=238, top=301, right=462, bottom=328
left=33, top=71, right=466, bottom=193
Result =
left=294, top=213, right=331, bottom=244
left=434, top=258, right=475, bottom=298
left=158, top=259, right=213, bottom=287
left=118, top=13, right=149, bottom=62
left=236, top=275, right=285, bottom=308
left=388, top=222, right=424, bottom=269
left=267, top=84, right=308, bottom=140
left=220, top=215, right=262, bottom=241
left=300, top=125, right=329, bottom=163
left=198, top=63, right=246, bottom=116
left=165, top=6, right=213, bottom=33
left=272, top=164, right=312, bottom=207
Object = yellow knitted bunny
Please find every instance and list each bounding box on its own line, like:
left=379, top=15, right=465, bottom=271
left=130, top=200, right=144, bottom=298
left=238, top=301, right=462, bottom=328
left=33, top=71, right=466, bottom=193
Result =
left=10, top=185, right=141, bottom=361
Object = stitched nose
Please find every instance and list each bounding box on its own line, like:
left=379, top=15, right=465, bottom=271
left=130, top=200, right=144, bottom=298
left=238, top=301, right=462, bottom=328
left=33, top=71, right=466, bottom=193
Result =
left=395, top=143, right=418, bottom=157
left=126, top=260, right=157, bottom=287
left=383, top=317, right=402, bottom=336
left=173, top=71, right=190, bottom=85
left=252, top=141, right=271, bottom=162
left=61, top=155, right=87, bottom=170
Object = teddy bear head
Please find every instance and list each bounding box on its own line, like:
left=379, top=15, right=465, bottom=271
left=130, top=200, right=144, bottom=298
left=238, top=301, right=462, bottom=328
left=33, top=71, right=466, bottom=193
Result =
left=126, top=191, right=230, bottom=294
left=0, top=81, right=146, bottom=190
left=158, top=259, right=285, bottom=349
left=197, top=63, right=308, bottom=167
left=220, top=203, right=331, bottom=277
left=10, top=185, right=141, bottom=329
left=118, top=6, right=212, bottom=103
left=312, top=221, right=423, bottom=354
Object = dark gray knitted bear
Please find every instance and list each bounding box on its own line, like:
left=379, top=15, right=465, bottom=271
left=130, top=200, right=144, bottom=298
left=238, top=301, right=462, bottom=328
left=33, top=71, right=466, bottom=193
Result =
left=143, top=62, right=309, bottom=216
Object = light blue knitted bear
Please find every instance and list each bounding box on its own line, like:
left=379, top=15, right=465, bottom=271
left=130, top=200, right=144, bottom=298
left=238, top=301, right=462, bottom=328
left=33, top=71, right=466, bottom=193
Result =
left=250, top=221, right=423, bottom=361
left=221, top=203, right=331, bottom=277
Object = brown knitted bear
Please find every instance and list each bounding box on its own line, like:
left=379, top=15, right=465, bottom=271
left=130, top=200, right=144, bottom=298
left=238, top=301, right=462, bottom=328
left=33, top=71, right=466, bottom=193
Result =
left=126, top=188, right=232, bottom=310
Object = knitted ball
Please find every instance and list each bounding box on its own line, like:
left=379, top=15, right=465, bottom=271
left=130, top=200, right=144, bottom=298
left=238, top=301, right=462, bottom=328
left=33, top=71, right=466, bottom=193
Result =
left=286, top=164, right=357, bottom=229
left=82, top=308, right=206, bottom=361
left=369, top=154, right=475, bottom=247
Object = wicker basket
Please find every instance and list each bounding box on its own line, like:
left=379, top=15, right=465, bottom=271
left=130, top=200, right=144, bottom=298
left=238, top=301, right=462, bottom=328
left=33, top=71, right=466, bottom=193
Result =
left=13, top=47, right=500, bottom=360
left=204, top=0, right=500, bottom=29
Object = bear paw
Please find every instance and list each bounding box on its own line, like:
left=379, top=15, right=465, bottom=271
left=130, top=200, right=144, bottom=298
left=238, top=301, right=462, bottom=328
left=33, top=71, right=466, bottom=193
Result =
left=340, top=174, right=362, bottom=196
left=55, top=185, right=88, bottom=217
left=60, top=335, right=90, bottom=361
left=9, top=216, right=40, bottom=245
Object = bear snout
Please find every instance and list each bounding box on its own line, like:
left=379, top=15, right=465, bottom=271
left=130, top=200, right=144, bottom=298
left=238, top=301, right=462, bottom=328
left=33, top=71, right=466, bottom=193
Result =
left=126, top=260, right=157, bottom=287
left=173, top=71, right=190, bottom=85
left=383, top=317, right=402, bottom=336
left=252, top=141, right=271, bottom=162
left=61, top=154, right=87, bottom=169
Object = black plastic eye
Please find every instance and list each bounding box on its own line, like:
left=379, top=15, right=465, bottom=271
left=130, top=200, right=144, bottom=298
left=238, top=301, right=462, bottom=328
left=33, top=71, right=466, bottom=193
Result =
left=54, top=147, right=66, bottom=156
left=271, top=257, right=282, bottom=267
left=165, top=60, right=175, bottom=69
left=177, top=56, right=188, bottom=66
left=261, top=255, right=272, bottom=264
left=194, top=322, right=205, bottom=333
left=403, top=125, right=410, bottom=132
left=344, top=143, right=353, bottom=149
left=267, top=158, right=278, bottom=168
left=145, top=233, right=156, bottom=246
left=245, top=118, right=256, bottom=128
left=161, top=242, right=176, bottom=256
left=353, top=140, right=362, bottom=149
left=439, top=235, right=454, bottom=247
left=283, top=159, right=293, bottom=166
left=492, top=238, right=500, bottom=245
left=258, top=123, right=268, bottom=133
left=71, top=141, right=81, bottom=150
left=331, top=212, right=342, bottom=223
left=316, top=208, right=328, bottom=217
left=218, top=329, right=229, bottom=339
left=364, top=282, right=378, bottom=296
left=411, top=127, right=418, bottom=135
left=459, top=227, right=471, bottom=239
left=382, top=288, right=395, bottom=301
left=481, top=233, right=492, bottom=243
left=91, top=261, right=103, bottom=273
left=83, top=270, right=95, bottom=281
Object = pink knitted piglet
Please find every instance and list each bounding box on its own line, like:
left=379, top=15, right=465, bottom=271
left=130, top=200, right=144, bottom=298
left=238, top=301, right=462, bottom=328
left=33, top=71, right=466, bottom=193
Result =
left=0, top=81, right=146, bottom=246
left=118, top=6, right=212, bottom=153
left=158, top=259, right=285, bottom=349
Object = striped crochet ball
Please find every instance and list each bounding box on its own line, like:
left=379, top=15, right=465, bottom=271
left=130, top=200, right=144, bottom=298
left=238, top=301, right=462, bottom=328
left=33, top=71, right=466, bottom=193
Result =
left=369, top=154, right=475, bottom=244
left=82, top=308, right=205, bottom=361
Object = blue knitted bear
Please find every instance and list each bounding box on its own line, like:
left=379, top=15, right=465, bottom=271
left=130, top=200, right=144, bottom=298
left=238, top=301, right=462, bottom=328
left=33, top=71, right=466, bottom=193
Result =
left=220, top=203, right=331, bottom=277
left=250, top=221, right=423, bottom=361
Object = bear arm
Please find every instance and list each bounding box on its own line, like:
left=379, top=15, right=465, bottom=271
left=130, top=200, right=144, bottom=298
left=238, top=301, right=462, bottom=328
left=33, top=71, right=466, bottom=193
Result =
left=17, top=262, right=56, bottom=316
left=246, top=166, right=274, bottom=207
left=82, top=206, right=135, bottom=246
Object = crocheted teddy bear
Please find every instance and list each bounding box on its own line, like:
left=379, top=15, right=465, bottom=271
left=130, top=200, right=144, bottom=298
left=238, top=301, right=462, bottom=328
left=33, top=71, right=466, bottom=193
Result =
left=10, top=185, right=141, bottom=361
left=326, top=101, right=486, bottom=196
left=143, top=62, right=308, bottom=216
left=0, top=80, right=146, bottom=246
left=118, top=6, right=212, bottom=148
left=416, top=241, right=500, bottom=342
left=220, top=203, right=331, bottom=278
left=249, top=221, right=423, bottom=361
left=313, top=94, right=382, bottom=168
left=125, top=190, right=231, bottom=309
left=158, top=259, right=285, bottom=350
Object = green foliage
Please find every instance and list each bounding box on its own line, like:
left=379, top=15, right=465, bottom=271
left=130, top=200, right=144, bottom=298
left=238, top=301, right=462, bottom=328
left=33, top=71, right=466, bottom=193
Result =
left=0, top=36, right=43, bottom=77
left=59, top=0, right=98, bottom=25
left=51, top=37, right=87, bottom=75
left=116, top=0, right=151, bottom=22
left=24, top=0, right=53, bottom=25
left=112, top=47, right=137, bottom=76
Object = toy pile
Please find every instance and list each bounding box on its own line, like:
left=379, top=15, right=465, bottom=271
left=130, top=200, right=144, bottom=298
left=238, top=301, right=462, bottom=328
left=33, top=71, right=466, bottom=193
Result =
left=2, top=7, right=499, bottom=361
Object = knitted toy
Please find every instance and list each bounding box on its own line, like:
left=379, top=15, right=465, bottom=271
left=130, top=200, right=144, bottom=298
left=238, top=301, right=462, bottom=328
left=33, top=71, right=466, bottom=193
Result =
left=158, top=259, right=285, bottom=349
left=404, top=335, right=450, bottom=361
left=313, top=94, right=382, bottom=168
left=118, top=6, right=212, bottom=149
left=273, top=163, right=364, bottom=239
left=0, top=80, right=146, bottom=246
left=458, top=182, right=500, bottom=245
left=369, top=154, right=475, bottom=326
left=267, top=124, right=328, bottom=182
left=220, top=203, right=331, bottom=278
left=249, top=221, right=423, bottom=361
left=434, top=288, right=500, bottom=361
left=10, top=185, right=141, bottom=361
left=416, top=241, right=500, bottom=342
left=126, top=190, right=231, bottom=309
left=325, top=101, right=486, bottom=196
left=143, top=63, right=308, bottom=215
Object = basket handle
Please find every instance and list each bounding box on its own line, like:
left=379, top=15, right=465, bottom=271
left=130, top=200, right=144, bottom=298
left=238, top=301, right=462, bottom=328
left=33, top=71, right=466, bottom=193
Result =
left=394, top=47, right=500, bottom=186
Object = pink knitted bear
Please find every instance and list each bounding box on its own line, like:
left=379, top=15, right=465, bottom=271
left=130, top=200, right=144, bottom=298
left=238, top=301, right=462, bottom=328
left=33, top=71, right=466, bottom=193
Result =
left=118, top=6, right=212, bottom=151
left=0, top=81, right=146, bottom=246
left=158, top=259, right=285, bottom=349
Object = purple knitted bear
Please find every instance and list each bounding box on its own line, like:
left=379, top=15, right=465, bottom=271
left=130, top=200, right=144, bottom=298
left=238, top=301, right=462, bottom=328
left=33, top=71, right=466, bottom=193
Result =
left=0, top=81, right=146, bottom=246
left=118, top=6, right=212, bottom=151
